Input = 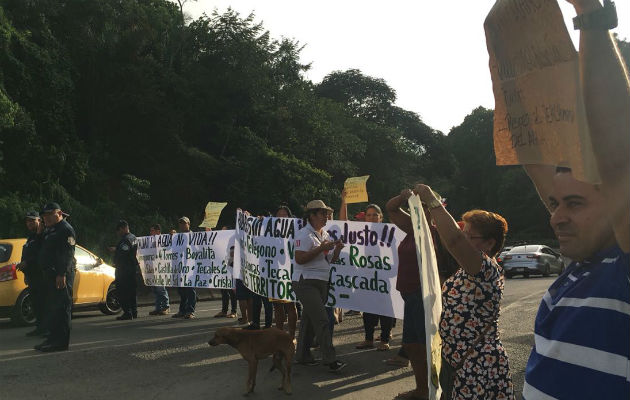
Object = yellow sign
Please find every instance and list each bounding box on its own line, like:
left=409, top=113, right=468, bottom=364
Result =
left=485, top=0, right=599, bottom=183
left=344, top=175, right=370, bottom=204
left=199, top=202, right=228, bottom=229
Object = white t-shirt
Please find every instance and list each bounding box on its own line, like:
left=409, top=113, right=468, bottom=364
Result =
left=293, top=222, right=332, bottom=281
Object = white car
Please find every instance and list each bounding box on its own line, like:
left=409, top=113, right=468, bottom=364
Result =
left=503, top=245, right=565, bottom=278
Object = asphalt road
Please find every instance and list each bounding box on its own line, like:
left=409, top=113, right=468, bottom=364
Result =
left=0, top=276, right=555, bottom=400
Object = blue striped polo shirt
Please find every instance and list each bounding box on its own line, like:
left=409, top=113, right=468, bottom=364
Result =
left=523, top=245, right=630, bottom=400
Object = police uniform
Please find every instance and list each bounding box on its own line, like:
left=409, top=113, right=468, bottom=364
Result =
left=21, top=228, right=44, bottom=332
left=114, top=232, right=139, bottom=318
left=38, top=214, right=76, bottom=350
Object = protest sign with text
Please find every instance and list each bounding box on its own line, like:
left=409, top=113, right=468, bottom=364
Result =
left=199, top=201, right=228, bottom=228
left=344, top=175, right=370, bottom=204
left=485, top=0, right=599, bottom=183
left=234, top=210, right=405, bottom=318
left=137, top=230, right=235, bottom=288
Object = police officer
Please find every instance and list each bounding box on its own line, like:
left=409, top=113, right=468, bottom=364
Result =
left=113, top=220, right=139, bottom=320
left=35, top=202, right=76, bottom=352
left=16, top=211, right=45, bottom=336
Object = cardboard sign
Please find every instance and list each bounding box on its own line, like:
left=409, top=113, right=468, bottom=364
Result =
left=344, top=175, right=370, bottom=204
left=199, top=202, right=228, bottom=229
left=484, top=0, right=600, bottom=183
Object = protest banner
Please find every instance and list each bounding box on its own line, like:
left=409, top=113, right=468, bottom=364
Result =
left=344, top=175, right=370, bottom=204
left=234, top=210, right=405, bottom=318
left=199, top=201, right=228, bottom=228
left=233, top=211, right=300, bottom=301
left=137, top=230, right=235, bottom=289
left=485, top=0, right=600, bottom=183
left=408, top=195, right=442, bottom=399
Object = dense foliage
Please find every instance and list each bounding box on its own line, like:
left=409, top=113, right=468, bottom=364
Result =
left=2, top=0, right=625, bottom=255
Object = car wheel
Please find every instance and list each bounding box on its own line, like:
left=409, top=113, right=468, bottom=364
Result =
left=99, top=284, right=122, bottom=315
left=542, top=264, right=550, bottom=277
left=11, top=289, right=36, bottom=326
left=523, top=272, right=530, bottom=279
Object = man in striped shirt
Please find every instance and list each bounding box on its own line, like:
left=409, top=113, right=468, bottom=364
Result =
left=521, top=1, right=630, bottom=399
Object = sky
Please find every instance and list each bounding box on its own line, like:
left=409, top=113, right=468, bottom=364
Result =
left=186, top=1, right=629, bottom=133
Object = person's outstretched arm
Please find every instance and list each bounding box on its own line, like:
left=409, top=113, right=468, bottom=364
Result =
left=568, top=0, right=630, bottom=251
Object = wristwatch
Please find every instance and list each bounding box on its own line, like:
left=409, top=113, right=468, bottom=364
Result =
left=573, top=0, right=618, bottom=30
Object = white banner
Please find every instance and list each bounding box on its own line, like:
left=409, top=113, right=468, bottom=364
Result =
left=408, top=195, right=443, bottom=400
left=137, top=231, right=235, bottom=289
left=234, top=210, right=406, bottom=318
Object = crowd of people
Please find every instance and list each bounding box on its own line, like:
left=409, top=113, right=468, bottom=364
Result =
left=13, top=1, right=629, bottom=398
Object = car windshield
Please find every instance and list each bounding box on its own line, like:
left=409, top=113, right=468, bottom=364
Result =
left=509, top=245, right=541, bottom=253
left=0, top=243, right=12, bottom=263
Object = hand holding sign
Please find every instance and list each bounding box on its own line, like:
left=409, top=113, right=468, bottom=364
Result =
left=484, top=0, right=600, bottom=183
left=344, top=175, right=370, bottom=204
left=199, top=202, right=228, bottom=229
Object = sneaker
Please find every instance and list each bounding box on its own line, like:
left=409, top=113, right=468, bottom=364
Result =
left=326, top=360, right=347, bottom=372
left=158, top=308, right=170, bottom=315
left=149, top=310, right=161, bottom=316
left=214, top=311, right=227, bottom=318
left=226, top=312, right=237, bottom=318
left=355, top=340, right=374, bottom=349
left=244, top=324, right=260, bottom=330
left=172, top=313, right=184, bottom=318
left=377, top=341, right=390, bottom=351
left=183, top=313, right=195, bottom=319
left=116, top=314, right=133, bottom=321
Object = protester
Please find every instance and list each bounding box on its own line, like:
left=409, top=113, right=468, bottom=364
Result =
left=520, top=2, right=630, bottom=397
left=172, top=217, right=197, bottom=319
left=293, top=200, right=346, bottom=371
left=271, top=205, right=298, bottom=340
left=111, top=220, right=140, bottom=321
left=35, top=202, right=75, bottom=352
left=339, top=195, right=394, bottom=351
left=148, top=224, right=170, bottom=316
left=385, top=190, right=430, bottom=399
left=215, top=247, right=237, bottom=319
left=17, top=211, right=45, bottom=336
left=415, top=185, right=514, bottom=400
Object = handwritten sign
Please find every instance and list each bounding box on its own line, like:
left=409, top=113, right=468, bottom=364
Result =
left=484, top=0, right=600, bottom=183
left=344, top=175, right=370, bottom=204
left=137, top=231, right=234, bottom=288
left=233, top=210, right=405, bottom=318
left=409, top=195, right=442, bottom=399
left=199, top=202, right=228, bottom=229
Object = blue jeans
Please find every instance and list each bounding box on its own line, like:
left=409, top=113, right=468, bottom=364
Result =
left=153, top=286, right=169, bottom=311
left=177, top=287, right=196, bottom=314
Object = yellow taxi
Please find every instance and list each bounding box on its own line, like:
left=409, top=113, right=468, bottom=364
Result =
left=0, top=238, right=121, bottom=325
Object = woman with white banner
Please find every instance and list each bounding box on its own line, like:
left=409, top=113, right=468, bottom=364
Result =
left=415, top=184, right=514, bottom=400
left=293, top=200, right=347, bottom=372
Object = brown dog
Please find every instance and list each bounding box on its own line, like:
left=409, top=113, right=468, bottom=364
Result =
left=208, top=326, right=294, bottom=395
